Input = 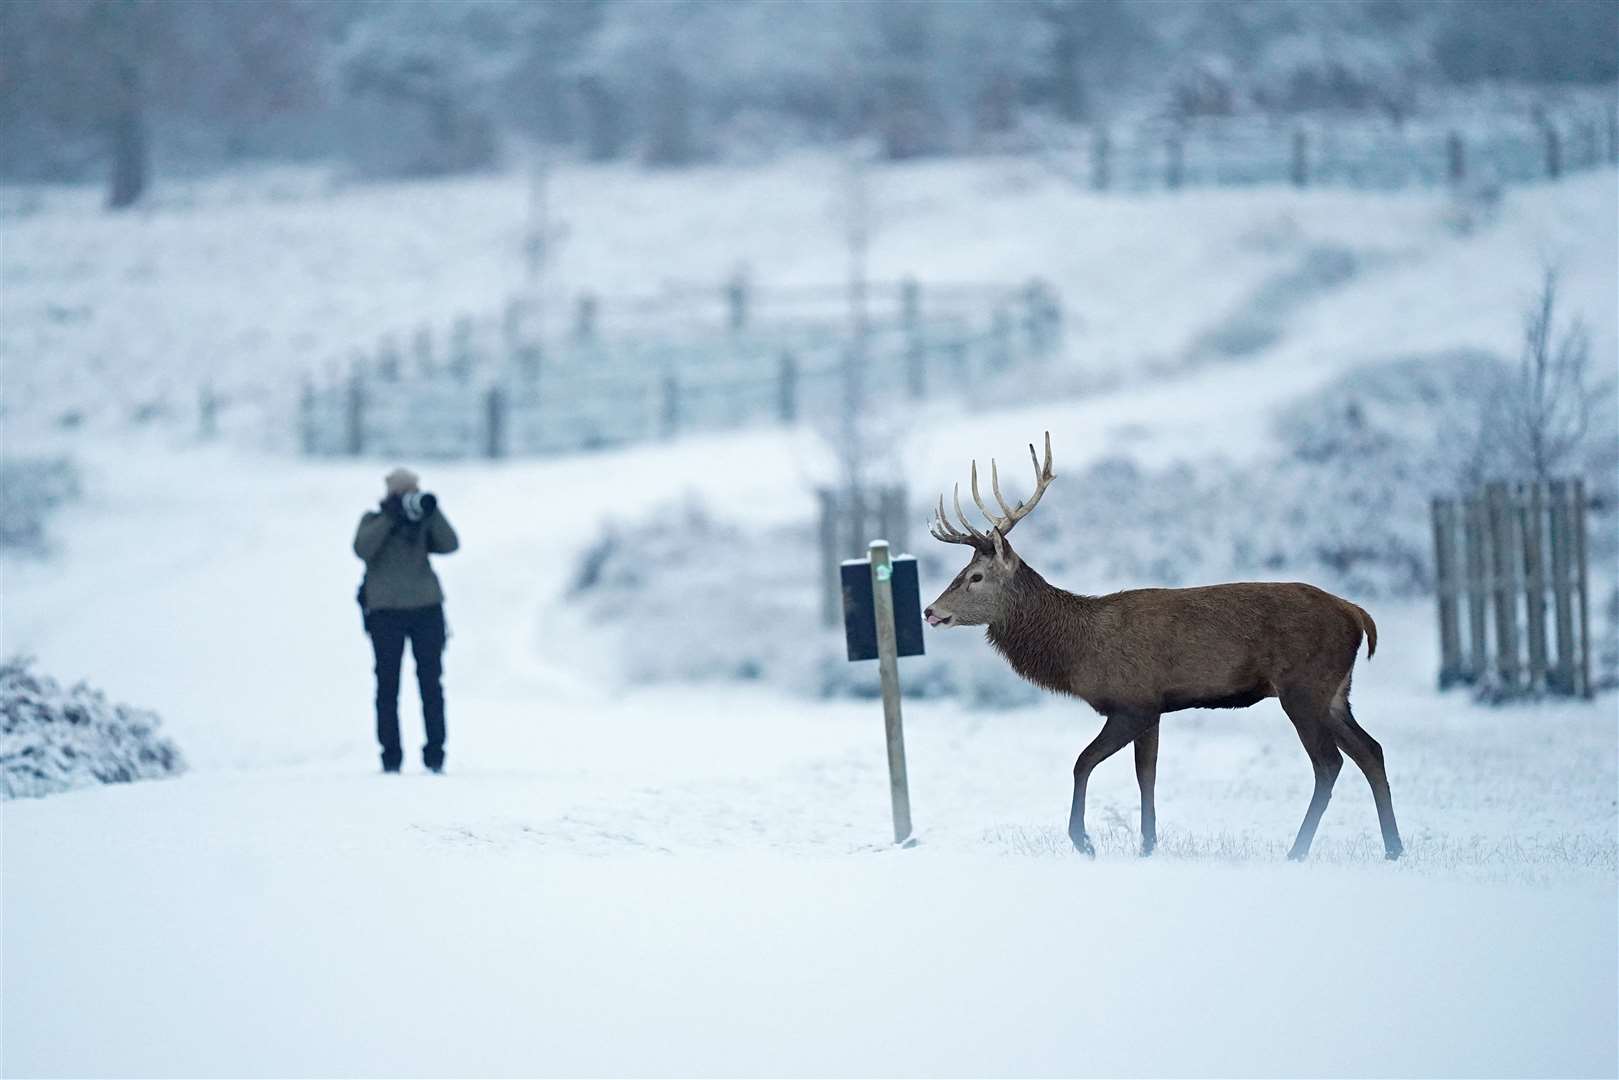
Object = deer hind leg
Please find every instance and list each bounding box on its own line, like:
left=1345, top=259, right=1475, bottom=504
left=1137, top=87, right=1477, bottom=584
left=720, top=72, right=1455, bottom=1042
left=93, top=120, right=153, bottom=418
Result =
left=1279, top=689, right=1343, bottom=862
left=1322, top=681, right=1403, bottom=860
left=1068, top=711, right=1153, bottom=857
left=1133, top=722, right=1161, bottom=857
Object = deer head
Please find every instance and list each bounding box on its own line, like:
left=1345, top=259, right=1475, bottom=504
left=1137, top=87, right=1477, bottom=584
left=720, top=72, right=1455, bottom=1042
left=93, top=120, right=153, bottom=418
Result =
left=924, top=432, right=1055, bottom=628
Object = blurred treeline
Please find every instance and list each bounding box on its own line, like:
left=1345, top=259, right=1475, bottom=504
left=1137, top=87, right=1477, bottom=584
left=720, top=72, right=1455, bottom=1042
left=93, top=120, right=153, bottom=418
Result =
left=2, top=0, right=1615, bottom=194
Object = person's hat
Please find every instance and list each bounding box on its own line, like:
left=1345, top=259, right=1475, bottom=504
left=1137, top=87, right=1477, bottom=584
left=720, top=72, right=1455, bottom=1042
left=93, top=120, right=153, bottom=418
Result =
left=384, top=467, right=419, bottom=496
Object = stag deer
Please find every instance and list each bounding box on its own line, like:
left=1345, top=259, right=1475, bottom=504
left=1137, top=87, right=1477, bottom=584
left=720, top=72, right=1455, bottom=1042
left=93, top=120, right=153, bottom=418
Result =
left=924, top=433, right=1402, bottom=861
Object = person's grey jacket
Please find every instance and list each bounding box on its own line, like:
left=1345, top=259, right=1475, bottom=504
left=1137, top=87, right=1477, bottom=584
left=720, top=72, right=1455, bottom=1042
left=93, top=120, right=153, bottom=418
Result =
left=353, top=508, right=459, bottom=611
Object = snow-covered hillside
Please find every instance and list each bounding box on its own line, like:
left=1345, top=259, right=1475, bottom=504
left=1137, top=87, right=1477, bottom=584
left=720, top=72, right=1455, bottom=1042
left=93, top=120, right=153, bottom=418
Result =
left=3, top=157, right=1614, bottom=442
left=2, top=160, right=1616, bottom=1077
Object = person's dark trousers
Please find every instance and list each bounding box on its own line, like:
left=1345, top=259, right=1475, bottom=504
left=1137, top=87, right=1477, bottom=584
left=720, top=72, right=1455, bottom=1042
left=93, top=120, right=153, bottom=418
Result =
left=368, top=604, right=447, bottom=772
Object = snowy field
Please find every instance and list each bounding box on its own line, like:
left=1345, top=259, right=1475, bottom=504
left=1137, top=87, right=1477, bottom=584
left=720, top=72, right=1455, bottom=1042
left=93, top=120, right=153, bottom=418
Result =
left=3, top=159, right=1618, bottom=1077
left=4, top=432, right=1616, bottom=1077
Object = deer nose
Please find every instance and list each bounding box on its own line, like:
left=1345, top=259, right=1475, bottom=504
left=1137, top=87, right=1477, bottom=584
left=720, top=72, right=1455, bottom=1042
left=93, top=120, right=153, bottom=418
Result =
left=924, top=607, right=935, bottom=618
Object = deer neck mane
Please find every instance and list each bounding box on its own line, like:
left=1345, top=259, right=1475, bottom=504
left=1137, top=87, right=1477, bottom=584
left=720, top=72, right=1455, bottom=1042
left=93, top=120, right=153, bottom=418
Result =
left=986, top=562, right=1095, bottom=696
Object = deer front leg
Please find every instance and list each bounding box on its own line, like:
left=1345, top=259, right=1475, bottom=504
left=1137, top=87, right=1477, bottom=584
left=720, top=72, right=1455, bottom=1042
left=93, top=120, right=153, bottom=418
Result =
left=1069, top=712, right=1150, bottom=856
left=1134, top=720, right=1161, bottom=856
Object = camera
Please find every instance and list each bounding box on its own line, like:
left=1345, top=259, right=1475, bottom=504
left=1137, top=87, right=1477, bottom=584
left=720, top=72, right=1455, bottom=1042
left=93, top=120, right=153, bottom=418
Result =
left=401, top=491, right=437, bottom=523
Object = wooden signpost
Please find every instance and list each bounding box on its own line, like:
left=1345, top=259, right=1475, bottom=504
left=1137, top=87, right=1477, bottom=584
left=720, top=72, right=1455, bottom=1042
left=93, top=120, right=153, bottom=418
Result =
left=841, top=540, right=923, bottom=845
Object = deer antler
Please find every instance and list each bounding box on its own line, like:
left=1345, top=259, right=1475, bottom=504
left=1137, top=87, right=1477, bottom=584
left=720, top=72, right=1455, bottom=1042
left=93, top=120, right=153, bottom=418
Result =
left=929, top=484, right=993, bottom=547
left=929, top=432, right=1055, bottom=546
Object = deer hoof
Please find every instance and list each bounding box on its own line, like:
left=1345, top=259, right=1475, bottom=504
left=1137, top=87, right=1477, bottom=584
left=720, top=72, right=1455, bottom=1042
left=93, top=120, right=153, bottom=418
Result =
left=1384, top=845, right=1404, bottom=861
left=1139, top=840, right=1155, bottom=858
left=1070, top=834, right=1095, bottom=857
left=1286, top=848, right=1309, bottom=862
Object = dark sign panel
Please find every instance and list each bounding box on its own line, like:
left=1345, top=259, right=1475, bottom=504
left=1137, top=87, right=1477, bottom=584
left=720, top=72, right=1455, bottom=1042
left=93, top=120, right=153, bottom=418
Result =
left=841, top=555, right=926, bottom=662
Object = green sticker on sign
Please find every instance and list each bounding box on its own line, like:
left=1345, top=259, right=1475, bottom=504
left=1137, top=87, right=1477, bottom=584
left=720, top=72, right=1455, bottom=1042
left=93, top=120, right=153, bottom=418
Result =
left=876, top=563, right=892, bottom=582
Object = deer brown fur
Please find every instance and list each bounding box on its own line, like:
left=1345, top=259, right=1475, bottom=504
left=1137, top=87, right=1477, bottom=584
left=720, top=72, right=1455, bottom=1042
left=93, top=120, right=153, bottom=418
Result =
left=925, top=433, right=1403, bottom=861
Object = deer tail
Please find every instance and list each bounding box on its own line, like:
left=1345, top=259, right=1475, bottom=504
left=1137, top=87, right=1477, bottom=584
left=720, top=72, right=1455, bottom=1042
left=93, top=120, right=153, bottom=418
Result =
left=1349, top=602, right=1377, bottom=659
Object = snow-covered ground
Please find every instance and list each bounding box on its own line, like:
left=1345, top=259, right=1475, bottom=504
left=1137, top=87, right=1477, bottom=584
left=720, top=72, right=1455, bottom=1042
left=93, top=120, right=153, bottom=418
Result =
left=3, top=159, right=1617, bottom=1077
left=4, top=430, right=1616, bottom=1077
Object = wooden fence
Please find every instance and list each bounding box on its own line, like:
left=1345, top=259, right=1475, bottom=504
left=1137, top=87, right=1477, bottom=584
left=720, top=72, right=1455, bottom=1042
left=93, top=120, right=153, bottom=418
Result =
left=817, top=484, right=911, bottom=628
left=1038, top=101, right=1618, bottom=192
left=1431, top=479, right=1593, bottom=698
left=299, top=278, right=1062, bottom=460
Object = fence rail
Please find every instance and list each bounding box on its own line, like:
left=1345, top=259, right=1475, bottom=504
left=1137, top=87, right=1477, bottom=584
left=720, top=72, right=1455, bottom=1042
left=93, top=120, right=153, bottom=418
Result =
left=299, top=278, right=1062, bottom=460
left=1431, top=479, right=1592, bottom=698
left=1036, top=101, right=1617, bottom=192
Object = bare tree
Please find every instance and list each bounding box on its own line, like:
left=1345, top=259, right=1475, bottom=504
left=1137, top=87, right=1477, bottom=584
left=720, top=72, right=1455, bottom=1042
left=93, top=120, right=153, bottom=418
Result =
left=1474, top=267, right=1600, bottom=484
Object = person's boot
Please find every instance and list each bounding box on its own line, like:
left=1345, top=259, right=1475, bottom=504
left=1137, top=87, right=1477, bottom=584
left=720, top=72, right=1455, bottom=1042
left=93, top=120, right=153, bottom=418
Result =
left=381, top=750, right=402, bottom=774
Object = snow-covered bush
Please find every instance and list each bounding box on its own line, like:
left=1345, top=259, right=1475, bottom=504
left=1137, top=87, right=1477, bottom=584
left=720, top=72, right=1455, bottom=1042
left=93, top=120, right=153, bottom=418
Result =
left=0, top=455, right=79, bottom=554
left=567, top=496, right=1040, bottom=706
left=1, top=657, right=186, bottom=799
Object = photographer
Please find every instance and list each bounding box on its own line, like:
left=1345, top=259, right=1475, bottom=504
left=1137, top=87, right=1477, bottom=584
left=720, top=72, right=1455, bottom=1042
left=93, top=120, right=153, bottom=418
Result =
left=353, top=467, right=459, bottom=774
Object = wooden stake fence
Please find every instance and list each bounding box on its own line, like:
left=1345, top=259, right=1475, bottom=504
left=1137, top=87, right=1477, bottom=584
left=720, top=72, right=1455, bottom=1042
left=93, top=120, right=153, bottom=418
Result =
left=300, top=276, right=1061, bottom=461
left=1431, top=479, right=1592, bottom=698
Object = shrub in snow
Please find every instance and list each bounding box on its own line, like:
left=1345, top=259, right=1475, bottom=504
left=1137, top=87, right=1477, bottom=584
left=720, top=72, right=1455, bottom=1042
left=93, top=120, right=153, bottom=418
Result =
left=0, top=455, right=80, bottom=554
left=1, top=657, right=186, bottom=800
left=567, top=496, right=1040, bottom=706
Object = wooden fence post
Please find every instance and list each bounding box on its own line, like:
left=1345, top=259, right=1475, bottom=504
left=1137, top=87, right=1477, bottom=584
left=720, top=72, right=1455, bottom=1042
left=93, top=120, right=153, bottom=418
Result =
left=299, top=378, right=317, bottom=456
left=198, top=383, right=218, bottom=441
left=1446, top=131, right=1466, bottom=185
left=1542, top=120, right=1562, bottom=180
left=345, top=368, right=365, bottom=457
left=1573, top=477, right=1591, bottom=698
left=778, top=351, right=798, bottom=423
left=1022, top=278, right=1060, bottom=359
left=950, top=335, right=973, bottom=390
left=1520, top=482, right=1549, bottom=691
left=1291, top=129, right=1309, bottom=187
left=1462, top=494, right=1488, bottom=683
left=818, top=488, right=840, bottom=628
left=902, top=278, right=925, bottom=399
left=1091, top=127, right=1111, bottom=191
left=878, top=484, right=909, bottom=557
left=404, top=328, right=426, bottom=378
left=660, top=373, right=680, bottom=438
left=726, top=272, right=749, bottom=332
left=1165, top=131, right=1185, bottom=189
left=1549, top=478, right=1577, bottom=694
left=1432, top=497, right=1463, bottom=688
left=1485, top=482, right=1520, bottom=691
left=485, top=385, right=506, bottom=459
left=502, top=297, right=524, bottom=357
left=843, top=484, right=869, bottom=567
left=575, top=294, right=598, bottom=342
left=450, top=315, right=475, bottom=380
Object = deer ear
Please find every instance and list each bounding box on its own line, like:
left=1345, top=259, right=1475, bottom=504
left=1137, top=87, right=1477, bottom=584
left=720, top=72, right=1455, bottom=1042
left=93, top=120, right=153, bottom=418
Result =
left=990, top=528, right=1017, bottom=568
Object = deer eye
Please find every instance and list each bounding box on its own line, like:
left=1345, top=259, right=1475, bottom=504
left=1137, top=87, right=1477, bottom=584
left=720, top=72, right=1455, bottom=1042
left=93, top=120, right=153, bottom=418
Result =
left=969, top=573, right=983, bottom=584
